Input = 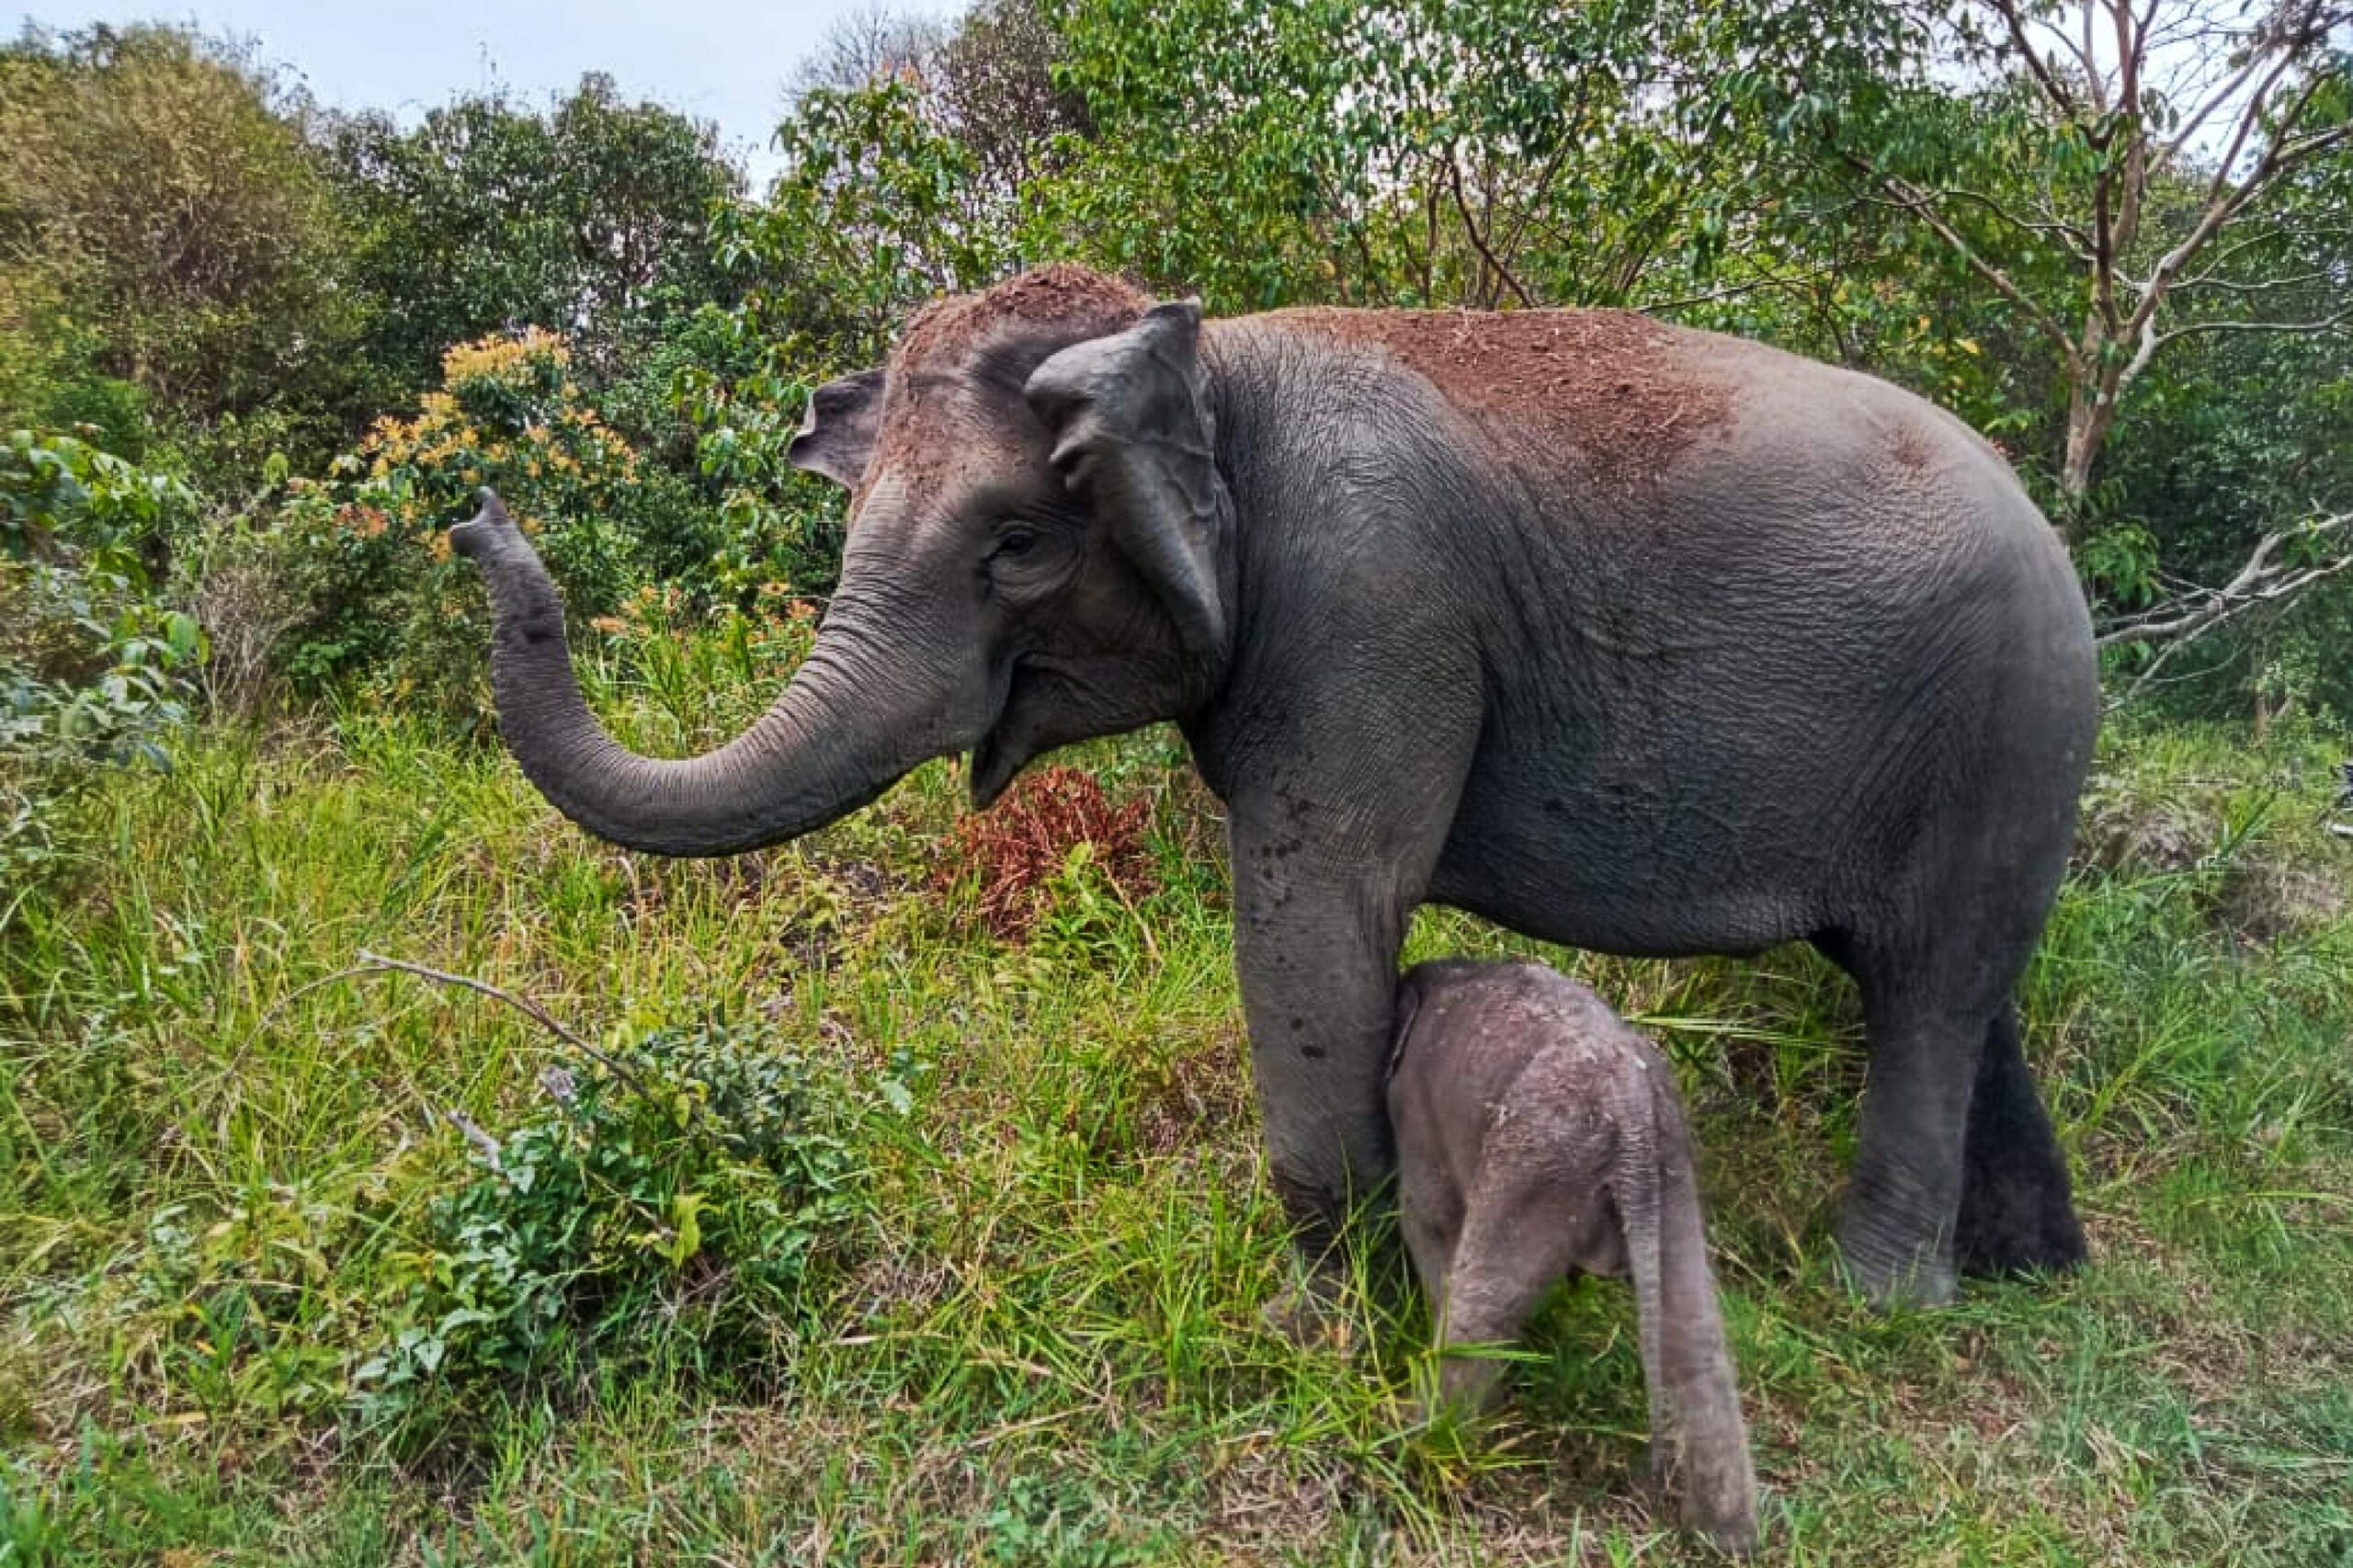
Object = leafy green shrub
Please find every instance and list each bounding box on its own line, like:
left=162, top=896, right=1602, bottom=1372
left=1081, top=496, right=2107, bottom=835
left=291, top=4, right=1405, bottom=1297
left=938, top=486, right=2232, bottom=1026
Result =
left=1, top=426, right=195, bottom=574
left=1, top=430, right=203, bottom=889
left=0, top=26, right=366, bottom=456
left=351, top=1017, right=897, bottom=1439
left=649, top=304, right=854, bottom=599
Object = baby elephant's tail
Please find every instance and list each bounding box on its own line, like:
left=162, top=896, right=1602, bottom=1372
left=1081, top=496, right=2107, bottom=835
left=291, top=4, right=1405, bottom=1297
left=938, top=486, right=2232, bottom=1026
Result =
left=1625, top=1063, right=1760, bottom=1556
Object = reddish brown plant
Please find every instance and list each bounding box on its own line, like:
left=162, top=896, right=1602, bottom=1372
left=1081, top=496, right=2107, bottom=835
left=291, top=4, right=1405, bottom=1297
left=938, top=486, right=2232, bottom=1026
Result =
left=934, top=765, right=1156, bottom=939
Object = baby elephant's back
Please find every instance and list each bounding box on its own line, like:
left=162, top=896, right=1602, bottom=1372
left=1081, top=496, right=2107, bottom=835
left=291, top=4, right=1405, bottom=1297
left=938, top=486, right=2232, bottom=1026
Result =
left=1389, top=959, right=1678, bottom=1198
left=1392, top=960, right=1658, bottom=1098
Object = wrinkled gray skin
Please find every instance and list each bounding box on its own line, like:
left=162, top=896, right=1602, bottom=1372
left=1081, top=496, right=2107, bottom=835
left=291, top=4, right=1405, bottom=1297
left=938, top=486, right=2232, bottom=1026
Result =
left=453, top=264, right=2097, bottom=1308
left=1391, top=959, right=1757, bottom=1556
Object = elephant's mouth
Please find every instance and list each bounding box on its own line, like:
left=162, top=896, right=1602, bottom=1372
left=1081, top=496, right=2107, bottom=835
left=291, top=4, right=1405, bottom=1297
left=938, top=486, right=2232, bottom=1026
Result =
left=968, top=653, right=1041, bottom=809
left=971, top=653, right=1099, bottom=809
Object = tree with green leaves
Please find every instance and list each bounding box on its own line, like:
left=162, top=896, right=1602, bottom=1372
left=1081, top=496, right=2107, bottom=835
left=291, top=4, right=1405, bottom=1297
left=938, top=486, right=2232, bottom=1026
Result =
left=1817, top=0, right=2352, bottom=518
left=0, top=24, right=369, bottom=464
left=328, top=74, right=744, bottom=389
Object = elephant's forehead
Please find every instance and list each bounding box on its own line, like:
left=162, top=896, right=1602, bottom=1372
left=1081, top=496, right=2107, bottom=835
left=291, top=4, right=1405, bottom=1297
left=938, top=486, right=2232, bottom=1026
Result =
left=865, top=387, right=1034, bottom=506
left=859, top=265, right=1151, bottom=503
left=893, top=264, right=1148, bottom=369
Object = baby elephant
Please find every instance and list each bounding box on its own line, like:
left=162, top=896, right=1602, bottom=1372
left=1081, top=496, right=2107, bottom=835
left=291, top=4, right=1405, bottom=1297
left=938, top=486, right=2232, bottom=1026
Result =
left=1389, top=959, right=1759, bottom=1554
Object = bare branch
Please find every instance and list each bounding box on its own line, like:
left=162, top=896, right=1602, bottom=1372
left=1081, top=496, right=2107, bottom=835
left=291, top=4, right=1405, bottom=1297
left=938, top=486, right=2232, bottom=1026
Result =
left=1490, top=139, right=1574, bottom=274
left=2192, top=47, right=2321, bottom=207
left=2269, top=119, right=2353, bottom=171
left=1935, top=183, right=2097, bottom=260
left=1446, top=149, right=1537, bottom=308
left=2073, top=0, right=2106, bottom=111
left=1988, top=0, right=2082, bottom=116
left=2107, top=0, right=2151, bottom=266
left=2152, top=34, right=2284, bottom=177
left=2108, top=525, right=2353, bottom=706
left=2154, top=305, right=2353, bottom=347
left=2097, top=512, right=2353, bottom=682
left=2172, top=267, right=2340, bottom=297
left=2118, top=89, right=2351, bottom=358
left=355, top=949, right=592, bottom=1050
left=351, top=949, right=657, bottom=1103
left=1858, top=168, right=2083, bottom=364
left=1641, top=259, right=1847, bottom=314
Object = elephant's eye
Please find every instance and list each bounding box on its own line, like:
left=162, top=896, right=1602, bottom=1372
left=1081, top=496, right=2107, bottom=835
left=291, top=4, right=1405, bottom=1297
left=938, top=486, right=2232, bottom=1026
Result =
left=984, top=517, right=1076, bottom=600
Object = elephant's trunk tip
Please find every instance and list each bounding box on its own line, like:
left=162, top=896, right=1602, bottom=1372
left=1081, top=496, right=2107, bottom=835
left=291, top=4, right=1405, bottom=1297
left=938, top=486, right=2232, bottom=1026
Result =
left=450, top=486, right=512, bottom=562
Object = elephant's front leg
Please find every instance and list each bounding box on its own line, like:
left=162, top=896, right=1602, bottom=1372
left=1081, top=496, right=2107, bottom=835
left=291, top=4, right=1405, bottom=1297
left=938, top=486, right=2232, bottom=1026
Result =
left=1229, top=813, right=1418, bottom=1290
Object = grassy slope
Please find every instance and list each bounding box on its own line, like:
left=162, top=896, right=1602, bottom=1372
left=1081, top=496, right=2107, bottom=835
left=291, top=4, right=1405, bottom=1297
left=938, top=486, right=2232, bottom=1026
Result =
left=3, top=664, right=2350, bottom=1565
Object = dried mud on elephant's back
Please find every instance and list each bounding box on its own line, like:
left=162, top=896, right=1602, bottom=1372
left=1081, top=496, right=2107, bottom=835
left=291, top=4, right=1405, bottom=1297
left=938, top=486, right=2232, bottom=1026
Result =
left=1267, top=307, right=1738, bottom=493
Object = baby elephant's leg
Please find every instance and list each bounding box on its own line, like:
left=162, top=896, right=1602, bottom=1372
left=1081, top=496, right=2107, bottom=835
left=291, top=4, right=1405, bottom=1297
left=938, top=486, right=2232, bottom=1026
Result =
left=1397, top=1174, right=1462, bottom=1329
left=1623, top=1078, right=1759, bottom=1555
left=1427, top=1155, right=1593, bottom=1417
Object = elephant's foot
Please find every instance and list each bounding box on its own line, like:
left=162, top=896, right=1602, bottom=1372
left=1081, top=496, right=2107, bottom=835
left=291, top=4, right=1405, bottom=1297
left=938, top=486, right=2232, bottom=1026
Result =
left=1954, top=1157, right=2087, bottom=1278
left=1258, top=1157, right=1383, bottom=1348
left=1682, top=1500, right=1762, bottom=1561
left=1834, top=1211, right=1957, bottom=1309
left=1954, top=1010, right=2088, bottom=1278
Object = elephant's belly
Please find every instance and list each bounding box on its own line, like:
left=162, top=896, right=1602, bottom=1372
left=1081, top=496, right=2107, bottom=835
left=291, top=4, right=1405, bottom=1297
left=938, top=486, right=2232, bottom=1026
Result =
left=1426, top=860, right=1807, bottom=960
left=1427, top=766, right=1831, bottom=960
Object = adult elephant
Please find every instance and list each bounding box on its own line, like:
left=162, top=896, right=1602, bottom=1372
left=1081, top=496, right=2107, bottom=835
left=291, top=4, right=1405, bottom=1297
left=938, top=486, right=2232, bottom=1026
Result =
left=454, top=265, right=2096, bottom=1306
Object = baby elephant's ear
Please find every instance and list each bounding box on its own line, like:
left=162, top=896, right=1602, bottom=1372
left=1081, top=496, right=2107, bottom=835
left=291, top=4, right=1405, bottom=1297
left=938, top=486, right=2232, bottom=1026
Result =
left=787, top=367, right=887, bottom=489
left=1025, top=301, right=1232, bottom=657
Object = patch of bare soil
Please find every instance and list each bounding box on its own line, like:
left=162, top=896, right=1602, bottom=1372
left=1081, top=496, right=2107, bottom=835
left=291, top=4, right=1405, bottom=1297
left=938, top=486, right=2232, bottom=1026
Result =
left=1133, top=1027, right=1254, bottom=1160
left=2215, top=853, right=2346, bottom=943
left=2075, top=774, right=2348, bottom=942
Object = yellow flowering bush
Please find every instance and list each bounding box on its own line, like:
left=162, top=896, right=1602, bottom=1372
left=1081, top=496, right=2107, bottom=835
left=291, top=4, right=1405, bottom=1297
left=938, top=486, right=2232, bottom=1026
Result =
left=267, top=330, right=654, bottom=713
left=353, top=328, right=642, bottom=607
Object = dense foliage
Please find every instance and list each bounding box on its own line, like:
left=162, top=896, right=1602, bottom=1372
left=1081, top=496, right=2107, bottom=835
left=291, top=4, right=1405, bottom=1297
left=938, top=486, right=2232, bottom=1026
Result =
left=347, top=1017, right=894, bottom=1445
left=1, top=430, right=202, bottom=882
left=0, top=26, right=366, bottom=463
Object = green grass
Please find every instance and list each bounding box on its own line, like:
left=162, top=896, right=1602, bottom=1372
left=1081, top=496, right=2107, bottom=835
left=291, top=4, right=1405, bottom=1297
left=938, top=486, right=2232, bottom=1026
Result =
left=4, top=665, right=2351, bottom=1565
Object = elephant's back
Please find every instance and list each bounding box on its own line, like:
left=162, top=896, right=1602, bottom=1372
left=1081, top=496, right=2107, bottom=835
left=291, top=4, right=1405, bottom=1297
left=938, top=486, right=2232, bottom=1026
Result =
left=1249, top=306, right=1742, bottom=500
left=1242, top=305, right=2049, bottom=561
left=1252, top=306, right=2085, bottom=665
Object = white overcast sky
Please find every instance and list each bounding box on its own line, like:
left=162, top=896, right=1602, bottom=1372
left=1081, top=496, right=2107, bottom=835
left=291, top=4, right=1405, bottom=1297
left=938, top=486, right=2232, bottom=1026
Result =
left=14, top=1, right=961, bottom=181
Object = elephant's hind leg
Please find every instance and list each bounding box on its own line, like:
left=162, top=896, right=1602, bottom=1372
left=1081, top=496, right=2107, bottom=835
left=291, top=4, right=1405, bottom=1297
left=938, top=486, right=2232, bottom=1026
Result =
left=1428, top=1230, right=1565, bottom=1417
left=1833, top=965, right=1993, bottom=1308
left=1955, top=1004, right=2086, bottom=1278
left=1824, top=808, right=2085, bottom=1305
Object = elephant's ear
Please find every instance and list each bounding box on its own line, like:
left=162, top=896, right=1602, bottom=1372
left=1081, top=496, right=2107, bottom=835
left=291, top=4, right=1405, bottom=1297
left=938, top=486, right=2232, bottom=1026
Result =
left=1024, top=301, right=1232, bottom=657
left=787, top=367, right=887, bottom=489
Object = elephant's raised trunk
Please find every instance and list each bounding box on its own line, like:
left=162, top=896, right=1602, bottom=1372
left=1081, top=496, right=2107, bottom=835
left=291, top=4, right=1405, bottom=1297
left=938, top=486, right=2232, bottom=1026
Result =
left=452, top=490, right=949, bottom=858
